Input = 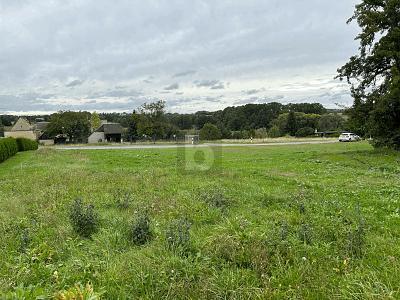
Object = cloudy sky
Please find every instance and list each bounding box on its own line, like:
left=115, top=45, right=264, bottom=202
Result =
left=0, top=0, right=360, bottom=114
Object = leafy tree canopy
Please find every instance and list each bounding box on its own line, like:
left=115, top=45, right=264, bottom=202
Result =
left=90, top=112, right=101, bottom=131
left=337, top=0, right=400, bottom=148
left=200, top=123, right=222, bottom=140
left=46, top=111, right=91, bottom=143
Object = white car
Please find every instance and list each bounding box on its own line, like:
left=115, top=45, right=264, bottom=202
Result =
left=339, top=133, right=361, bottom=142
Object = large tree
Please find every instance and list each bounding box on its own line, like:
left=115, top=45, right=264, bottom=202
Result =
left=46, top=111, right=91, bottom=143
left=136, top=100, right=170, bottom=139
left=286, top=111, right=298, bottom=136
left=337, top=0, right=400, bottom=149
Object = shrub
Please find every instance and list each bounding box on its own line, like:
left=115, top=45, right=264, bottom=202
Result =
left=295, top=127, right=315, bottom=137
left=199, top=123, right=222, bottom=140
left=268, top=125, right=281, bottom=138
left=0, top=138, right=18, bottom=163
left=254, top=128, right=268, bottom=139
left=16, top=138, right=39, bottom=152
left=165, top=218, right=191, bottom=254
left=69, top=198, right=99, bottom=238
left=130, top=213, right=153, bottom=246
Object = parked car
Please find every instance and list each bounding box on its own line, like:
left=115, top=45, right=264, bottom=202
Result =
left=339, top=133, right=361, bottom=142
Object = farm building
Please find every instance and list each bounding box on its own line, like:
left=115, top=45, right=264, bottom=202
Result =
left=3, top=118, right=54, bottom=144
left=88, top=123, right=123, bottom=143
left=4, top=118, right=37, bottom=140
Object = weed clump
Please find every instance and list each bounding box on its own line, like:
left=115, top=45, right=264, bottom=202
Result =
left=69, top=198, right=99, bottom=238
left=130, top=213, right=153, bottom=246
left=54, top=282, right=102, bottom=299
left=298, top=223, right=312, bottom=245
left=19, top=228, right=31, bottom=253
left=114, top=190, right=132, bottom=209
left=346, top=205, right=366, bottom=258
left=200, top=188, right=230, bottom=211
left=165, top=218, right=191, bottom=254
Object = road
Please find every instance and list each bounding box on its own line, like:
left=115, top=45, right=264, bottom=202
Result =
left=55, top=140, right=337, bottom=150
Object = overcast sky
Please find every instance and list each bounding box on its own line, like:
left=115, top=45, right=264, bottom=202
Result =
left=0, top=0, right=360, bottom=115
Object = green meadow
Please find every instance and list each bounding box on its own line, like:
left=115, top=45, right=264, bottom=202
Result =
left=0, top=142, right=399, bottom=299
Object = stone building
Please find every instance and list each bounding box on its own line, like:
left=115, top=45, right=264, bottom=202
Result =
left=88, top=123, right=123, bottom=143
left=4, top=118, right=37, bottom=140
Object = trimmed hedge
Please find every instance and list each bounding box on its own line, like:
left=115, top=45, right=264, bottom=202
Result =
left=16, top=138, right=39, bottom=152
left=0, top=138, right=18, bottom=163
left=0, top=137, right=38, bottom=164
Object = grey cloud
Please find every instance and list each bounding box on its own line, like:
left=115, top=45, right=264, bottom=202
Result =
left=233, top=95, right=285, bottom=105
left=195, top=80, right=220, bottom=87
left=164, top=83, right=179, bottom=90
left=204, top=96, right=224, bottom=103
left=210, top=83, right=225, bottom=90
left=143, top=76, right=154, bottom=84
left=65, top=79, right=84, bottom=87
left=88, top=89, right=142, bottom=98
left=173, top=70, right=197, bottom=77
left=243, top=88, right=265, bottom=95
left=194, top=80, right=225, bottom=90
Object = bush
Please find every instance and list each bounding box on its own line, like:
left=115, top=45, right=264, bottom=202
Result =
left=199, top=123, right=222, bottom=140
left=295, top=127, right=315, bottom=137
left=268, top=125, right=281, bottom=138
left=0, top=138, right=18, bottom=163
left=254, top=128, right=268, bottom=139
left=231, top=131, right=246, bottom=139
left=69, top=198, right=99, bottom=238
left=130, top=213, right=153, bottom=246
left=165, top=218, right=191, bottom=254
left=16, top=138, right=39, bottom=152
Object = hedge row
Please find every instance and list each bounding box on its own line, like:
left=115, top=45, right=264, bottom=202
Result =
left=0, top=138, right=18, bottom=163
left=16, top=138, right=39, bottom=152
left=0, top=137, right=38, bottom=164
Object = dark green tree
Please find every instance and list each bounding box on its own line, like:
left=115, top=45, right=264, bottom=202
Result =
left=295, top=127, right=315, bottom=137
left=200, top=123, right=222, bottom=140
left=46, top=111, right=91, bottom=143
left=137, top=100, right=168, bottom=139
left=286, top=111, right=298, bottom=136
left=317, top=113, right=345, bottom=132
left=0, top=117, right=3, bottom=137
left=337, top=0, right=400, bottom=149
left=125, top=111, right=139, bottom=142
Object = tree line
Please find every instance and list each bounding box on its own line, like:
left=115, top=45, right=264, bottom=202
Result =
left=1, top=101, right=346, bottom=142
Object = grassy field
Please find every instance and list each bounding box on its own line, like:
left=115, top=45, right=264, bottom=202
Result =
left=0, top=142, right=399, bottom=299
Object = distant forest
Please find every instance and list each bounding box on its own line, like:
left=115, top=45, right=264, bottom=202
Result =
left=0, top=102, right=346, bottom=140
